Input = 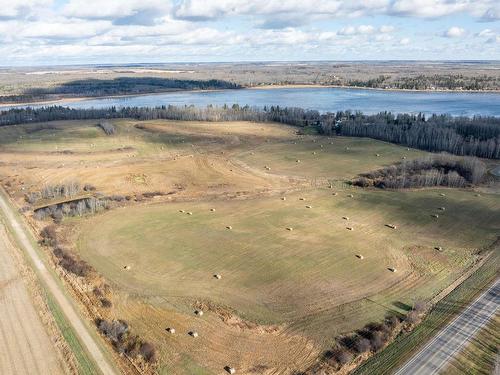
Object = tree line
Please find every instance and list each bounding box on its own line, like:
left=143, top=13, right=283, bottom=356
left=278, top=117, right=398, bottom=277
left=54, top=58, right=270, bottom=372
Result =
left=1, top=105, right=499, bottom=159
left=328, top=111, right=500, bottom=159
left=0, top=77, right=241, bottom=103
left=337, top=74, right=500, bottom=91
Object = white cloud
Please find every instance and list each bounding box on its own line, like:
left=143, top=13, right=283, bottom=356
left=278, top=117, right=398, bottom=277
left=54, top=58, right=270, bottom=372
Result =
left=375, top=34, right=392, bottom=42
left=390, top=0, right=467, bottom=18
left=0, top=0, right=499, bottom=65
left=379, top=25, right=395, bottom=33
left=443, top=26, right=466, bottom=38
left=0, top=0, right=52, bottom=19
left=172, top=0, right=500, bottom=22
left=63, top=0, right=171, bottom=21
left=338, top=25, right=375, bottom=35
left=477, top=29, right=495, bottom=37
left=22, top=20, right=111, bottom=39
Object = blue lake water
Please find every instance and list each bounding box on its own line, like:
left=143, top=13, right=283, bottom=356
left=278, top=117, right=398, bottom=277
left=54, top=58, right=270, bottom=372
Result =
left=4, top=87, right=500, bottom=116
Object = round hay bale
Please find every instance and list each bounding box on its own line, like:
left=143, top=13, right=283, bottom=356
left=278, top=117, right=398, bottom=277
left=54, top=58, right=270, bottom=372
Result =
left=346, top=227, right=354, bottom=231
left=296, top=159, right=301, bottom=163
left=166, top=327, right=175, bottom=334
left=347, top=194, right=354, bottom=198
left=214, top=274, right=222, bottom=279
left=286, top=227, right=293, bottom=231
left=312, top=152, right=316, bottom=155
left=123, top=265, right=131, bottom=270
left=438, top=207, right=446, bottom=211
left=299, top=197, right=305, bottom=201
left=226, top=226, right=233, bottom=230
left=305, top=205, right=312, bottom=209
left=388, top=268, right=397, bottom=273
left=210, top=208, right=216, bottom=212
left=226, top=367, right=236, bottom=374
left=189, top=331, right=198, bottom=338
left=431, top=214, right=439, bottom=218
left=195, top=310, right=204, bottom=316
left=179, top=210, right=185, bottom=213
left=376, top=153, right=380, bottom=157
left=281, top=197, right=286, bottom=201
left=435, top=246, right=443, bottom=251
left=342, top=216, right=349, bottom=220
left=356, top=254, right=364, bottom=259
left=332, top=192, right=338, bottom=196
left=187, top=212, right=193, bottom=215
left=439, top=193, right=446, bottom=197
left=475, top=193, right=481, bottom=197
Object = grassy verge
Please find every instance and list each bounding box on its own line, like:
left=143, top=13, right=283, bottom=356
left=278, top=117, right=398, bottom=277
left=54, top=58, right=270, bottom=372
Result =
left=45, top=291, right=97, bottom=375
left=353, top=246, right=499, bottom=375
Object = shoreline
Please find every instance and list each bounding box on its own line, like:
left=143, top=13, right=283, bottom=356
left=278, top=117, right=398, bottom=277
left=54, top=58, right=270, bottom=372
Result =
left=1, top=84, right=500, bottom=108
left=248, top=84, right=500, bottom=94
left=0, top=87, right=231, bottom=108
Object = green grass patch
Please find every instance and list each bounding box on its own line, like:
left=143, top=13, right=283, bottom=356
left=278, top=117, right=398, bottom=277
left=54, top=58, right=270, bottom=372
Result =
left=45, top=291, right=99, bottom=375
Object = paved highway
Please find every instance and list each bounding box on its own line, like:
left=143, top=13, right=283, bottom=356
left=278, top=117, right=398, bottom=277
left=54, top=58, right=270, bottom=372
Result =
left=395, top=279, right=499, bottom=375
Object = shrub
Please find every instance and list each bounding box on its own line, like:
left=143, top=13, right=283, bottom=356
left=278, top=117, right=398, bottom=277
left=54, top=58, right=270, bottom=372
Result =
left=83, top=183, right=96, bottom=191
left=354, top=337, right=371, bottom=353
left=52, top=246, right=65, bottom=258
left=98, top=319, right=129, bottom=343
left=385, top=315, right=401, bottom=329
left=59, top=253, right=91, bottom=277
left=97, top=121, right=116, bottom=135
left=100, top=298, right=112, bottom=308
left=26, top=191, right=40, bottom=204
left=40, top=225, right=58, bottom=246
left=139, top=342, right=157, bottom=363
left=369, top=331, right=387, bottom=351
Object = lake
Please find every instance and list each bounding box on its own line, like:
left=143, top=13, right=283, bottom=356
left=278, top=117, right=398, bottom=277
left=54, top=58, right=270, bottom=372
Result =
left=4, top=87, right=500, bottom=116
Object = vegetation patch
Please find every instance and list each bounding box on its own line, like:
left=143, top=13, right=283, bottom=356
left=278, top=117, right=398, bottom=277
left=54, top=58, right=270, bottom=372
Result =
left=353, top=154, right=486, bottom=189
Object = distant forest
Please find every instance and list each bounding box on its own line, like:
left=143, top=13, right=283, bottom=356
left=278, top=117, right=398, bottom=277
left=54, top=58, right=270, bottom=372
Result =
left=339, top=74, right=500, bottom=91
left=1, top=105, right=499, bottom=159
left=0, top=77, right=241, bottom=103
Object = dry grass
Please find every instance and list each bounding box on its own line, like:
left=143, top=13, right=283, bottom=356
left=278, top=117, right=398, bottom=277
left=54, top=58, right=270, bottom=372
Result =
left=1, top=118, right=499, bottom=375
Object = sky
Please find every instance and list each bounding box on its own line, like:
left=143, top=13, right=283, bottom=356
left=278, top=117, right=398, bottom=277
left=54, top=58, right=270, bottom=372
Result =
left=0, top=0, right=499, bottom=66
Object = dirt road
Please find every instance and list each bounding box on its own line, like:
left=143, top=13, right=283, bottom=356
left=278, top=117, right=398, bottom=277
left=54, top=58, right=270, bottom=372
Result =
left=0, top=224, right=65, bottom=374
left=0, top=189, right=117, bottom=375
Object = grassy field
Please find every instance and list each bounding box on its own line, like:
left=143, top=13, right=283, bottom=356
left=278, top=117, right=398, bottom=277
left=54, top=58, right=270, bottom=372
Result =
left=1, top=118, right=499, bottom=374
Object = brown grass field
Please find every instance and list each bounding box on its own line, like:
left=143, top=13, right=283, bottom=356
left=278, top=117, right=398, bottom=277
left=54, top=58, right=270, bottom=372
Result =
left=0, top=119, right=498, bottom=374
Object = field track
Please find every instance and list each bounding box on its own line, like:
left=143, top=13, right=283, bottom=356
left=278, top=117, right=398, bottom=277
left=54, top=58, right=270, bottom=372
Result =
left=0, top=188, right=117, bottom=375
